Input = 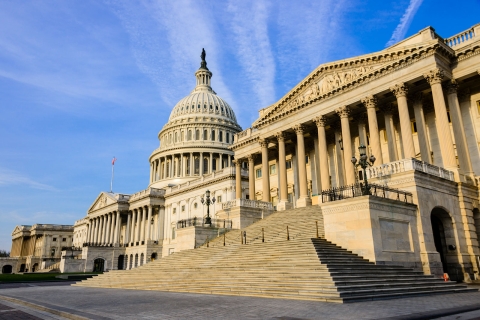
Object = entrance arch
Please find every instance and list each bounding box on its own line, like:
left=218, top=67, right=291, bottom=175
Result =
left=2, top=265, right=12, bottom=274
left=32, top=263, right=39, bottom=272
left=93, top=258, right=105, bottom=272
left=129, top=254, right=133, bottom=269
left=473, top=208, right=480, bottom=247
left=151, top=253, right=157, bottom=261
left=431, top=207, right=458, bottom=276
left=117, top=255, right=124, bottom=270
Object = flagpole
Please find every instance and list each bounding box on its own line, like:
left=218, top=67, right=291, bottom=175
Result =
left=110, top=157, right=115, bottom=193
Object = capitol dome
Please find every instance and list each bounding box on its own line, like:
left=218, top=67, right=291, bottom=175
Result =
left=148, top=49, right=242, bottom=188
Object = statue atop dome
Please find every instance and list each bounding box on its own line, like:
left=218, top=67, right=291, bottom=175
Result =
left=200, top=48, right=208, bottom=70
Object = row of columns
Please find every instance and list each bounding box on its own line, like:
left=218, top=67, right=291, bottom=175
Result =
left=86, top=211, right=121, bottom=246
left=234, top=68, right=474, bottom=205
left=124, top=206, right=154, bottom=246
left=150, top=153, right=233, bottom=183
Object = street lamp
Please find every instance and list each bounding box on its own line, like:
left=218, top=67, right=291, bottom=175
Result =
left=351, top=144, right=376, bottom=195
left=71, top=246, right=75, bottom=259
left=200, top=190, right=216, bottom=225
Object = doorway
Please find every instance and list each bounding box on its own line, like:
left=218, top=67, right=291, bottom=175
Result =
left=93, top=258, right=105, bottom=272
left=117, top=255, right=124, bottom=270
left=431, top=207, right=456, bottom=275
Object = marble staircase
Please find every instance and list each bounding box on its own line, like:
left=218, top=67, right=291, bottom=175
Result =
left=74, top=207, right=476, bottom=302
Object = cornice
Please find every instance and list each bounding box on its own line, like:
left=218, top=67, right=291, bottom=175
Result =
left=230, top=136, right=260, bottom=152
left=252, top=42, right=452, bottom=129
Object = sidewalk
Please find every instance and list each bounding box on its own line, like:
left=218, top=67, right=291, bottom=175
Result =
left=1, top=284, right=480, bottom=319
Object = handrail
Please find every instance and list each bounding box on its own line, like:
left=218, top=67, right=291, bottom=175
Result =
left=320, top=183, right=413, bottom=204
left=177, top=217, right=233, bottom=229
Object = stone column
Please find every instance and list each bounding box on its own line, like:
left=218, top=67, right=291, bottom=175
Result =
left=210, top=153, right=213, bottom=173
left=87, top=220, right=93, bottom=243
left=424, top=68, right=458, bottom=172
left=314, top=116, right=330, bottom=191
left=235, top=160, right=242, bottom=199
left=411, top=93, right=431, bottom=163
left=158, top=206, right=165, bottom=240
left=247, top=154, right=256, bottom=200
left=391, top=83, right=416, bottom=158
left=140, top=206, right=146, bottom=242
left=357, top=114, right=369, bottom=155
left=382, top=104, right=399, bottom=162
left=336, top=106, right=355, bottom=185
left=130, top=210, right=136, bottom=245
left=333, top=125, right=345, bottom=187
left=93, top=218, right=98, bottom=244
left=136, top=208, right=142, bottom=243
left=190, top=153, right=193, bottom=176
left=99, top=216, right=104, bottom=244
left=446, top=79, right=474, bottom=176
left=293, top=125, right=312, bottom=207
left=362, top=95, right=384, bottom=165
left=105, top=213, right=110, bottom=245
left=200, top=152, right=204, bottom=175
left=150, top=163, right=153, bottom=183
left=260, top=139, right=270, bottom=202
left=146, top=205, right=153, bottom=240
left=228, top=155, right=232, bottom=167
left=114, top=211, right=121, bottom=246
left=276, top=132, right=292, bottom=210
left=125, top=212, right=131, bottom=245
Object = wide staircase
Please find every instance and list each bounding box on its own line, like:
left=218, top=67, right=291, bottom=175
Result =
left=74, top=207, right=476, bottom=303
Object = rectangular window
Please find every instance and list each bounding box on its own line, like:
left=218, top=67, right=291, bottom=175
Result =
left=173, top=208, right=177, bottom=214
left=217, top=195, right=222, bottom=203
left=270, top=164, right=276, bottom=175
left=226, top=132, right=230, bottom=143
left=52, top=238, right=57, bottom=242
left=255, top=168, right=262, bottom=178
left=286, top=160, right=292, bottom=169
left=181, top=205, right=185, bottom=212
left=411, top=121, right=417, bottom=133
left=62, top=238, right=66, bottom=242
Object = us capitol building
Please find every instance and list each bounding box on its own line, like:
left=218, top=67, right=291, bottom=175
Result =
left=3, top=23, right=480, bottom=283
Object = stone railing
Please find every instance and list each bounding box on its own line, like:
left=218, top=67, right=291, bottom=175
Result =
left=115, top=193, right=131, bottom=201
left=444, top=24, right=479, bottom=48
left=129, top=188, right=165, bottom=201
left=366, top=158, right=454, bottom=181
left=234, top=128, right=258, bottom=142
left=222, top=199, right=274, bottom=210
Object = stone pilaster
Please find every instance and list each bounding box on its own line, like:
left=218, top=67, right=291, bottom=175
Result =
left=362, top=95, right=384, bottom=165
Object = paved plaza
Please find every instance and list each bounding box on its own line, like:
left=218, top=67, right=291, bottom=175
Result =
left=1, top=283, right=480, bottom=319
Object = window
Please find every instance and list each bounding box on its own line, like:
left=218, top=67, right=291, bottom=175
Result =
left=270, top=164, right=276, bottom=175
left=212, top=130, right=215, bottom=141
left=181, top=205, right=185, bottom=212
left=194, top=157, right=200, bottom=174
left=181, top=131, right=184, bottom=141
left=175, top=132, right=178, bottom=142
left=52, top=238, right=57, bottom=242
left=286, top=160, right=292, bottom=169
left=188, top=130, right=192, bottom=140
left=411, top=121, right=417, bottom=133
left=62, top=238, right=66, bottom=242
left=203, top=158, right=208, bottom=174
left=213, top=158, right=217, bottom=171
left=194, top=203, right=198, bottom=209
left=226, top=132, right=230, bottom=143
left=196, top=130, right=200, bottom=140
left=204, top=130, right=208, bottom=139
left=256, top=168, right=262, bottom=178
left=217, top=195, right=222, bottom=203
left=219, top=131, right=223, bottom=142
left=173, top=208, right=177, bottom=214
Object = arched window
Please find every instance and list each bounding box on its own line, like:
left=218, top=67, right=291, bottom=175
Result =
left=188, top=130, right=192, bottom=140
left=219, top=131, right=223, bottom=142
left=226, top=132, right=230, bottom=143
left=175, top=132, right=177, bottom=142
left=181, top=131, right=184, bottom=142
left=204, top=130, right=208, bottom=140
left=166, top=162, right=170, bottom=178
left=212, top=130, right=216, bottom=141
left=203, top=158, right=208, bottom=174
left=194, top=157, right=200, bottom=174
left=196, top=130, right=200, bottom=140
left=213, top=158, right=217, bottom=171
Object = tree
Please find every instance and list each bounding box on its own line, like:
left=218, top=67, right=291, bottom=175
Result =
left=0, top=250, right=10, bottom=257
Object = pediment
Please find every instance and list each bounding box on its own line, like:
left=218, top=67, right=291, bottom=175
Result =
left=253, top=40, right=445, bottom=128
left=88, top=192, right=117, bottom=213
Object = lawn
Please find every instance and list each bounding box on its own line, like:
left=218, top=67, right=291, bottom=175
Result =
left=0, top=272, right=101, bottom=282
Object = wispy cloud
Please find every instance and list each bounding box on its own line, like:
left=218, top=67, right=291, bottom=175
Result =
left=0, top=167, right=58, bottom=191
left=385, top=0, right=423, bottom=47
left=226, top=0, right=275, bottom=108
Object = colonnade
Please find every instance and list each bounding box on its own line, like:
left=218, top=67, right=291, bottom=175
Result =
left=150, top=152, right=233, bottom=183
left=86, top=211, right=121, bottom=246
left=123, top=206, right=155, bottom=246
left=235, top=68, right=475, bottom=206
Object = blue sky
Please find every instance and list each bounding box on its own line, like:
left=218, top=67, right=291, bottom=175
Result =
left=0, top=0, right=478, bottom=251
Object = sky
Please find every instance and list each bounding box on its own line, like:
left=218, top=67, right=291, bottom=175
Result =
left=0, top=0, right=479, bottom=251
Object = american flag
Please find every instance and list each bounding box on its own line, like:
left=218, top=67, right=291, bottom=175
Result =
left=112, top=157, right=117, bottom=165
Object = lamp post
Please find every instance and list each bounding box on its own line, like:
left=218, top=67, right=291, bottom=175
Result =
left=200, top=190, right=216, bottom=225
left=50, top=248, right=55, bottom=262
left=71, top=246, right=75, bottom=259
left=351, top=144, right=376, bottom=195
